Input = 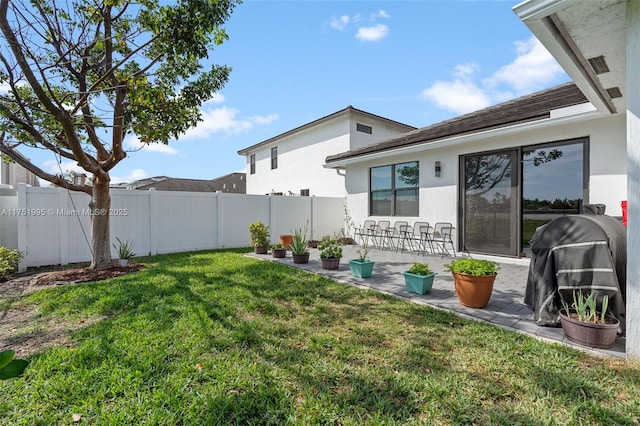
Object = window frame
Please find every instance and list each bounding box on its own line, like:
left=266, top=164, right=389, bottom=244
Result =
left=249, top=154, right=256, bottom=175
left=271, top=147, right=278, bottom=170
left=369, top=161, right=419, bottom=216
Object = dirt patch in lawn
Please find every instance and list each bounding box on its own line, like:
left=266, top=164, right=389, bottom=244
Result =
left=0, top=263, right=143, bottom=357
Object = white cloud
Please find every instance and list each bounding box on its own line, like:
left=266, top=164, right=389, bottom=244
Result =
left=486, top=38, right=565, bottom=95
left=421, top=80, right=492, bottom=115
left=110, top=168, right=148, bottom=184
left=42, top=159, right=85, bottom=176
left=356, top=24, right=389, bottom=42
left=249, top=114, right=279, bottom=125
left=125, top=135, right=179, bottom=155
left=181, top=106, right=279, bottom=139
left=420, top=37, right=567, bottom=115
left=330, top=15, right=350, bottom=31
left=329, top=10, right=390, bottom=41
left=372, top=10, right=389, bottom=19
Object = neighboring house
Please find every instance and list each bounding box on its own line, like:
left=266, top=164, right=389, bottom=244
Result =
left=237, top=106, right=416, bottom=197
left=327, top=0, right=640, bottom=358
left=0, top=160, right=40, bottom=189
left=114, top=172, right=246, bottom=193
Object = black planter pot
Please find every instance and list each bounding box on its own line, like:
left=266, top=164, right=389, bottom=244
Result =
left=559, top=310, right=619, bottom=349
left=292, top=252, right=310, bottom=264
left=321, top=258, right=340, bottom=270
left=271, top=248, right=286, bottom=258
left=254, top=246, right=268, bottom=254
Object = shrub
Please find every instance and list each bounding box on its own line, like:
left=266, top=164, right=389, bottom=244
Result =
left=444, top=258, right=499, bottom=276
left=407, top=262, right=433, bottom=275
left=249, top=221, right=270, bottom=247
left=0, top=247, right=22, bottom=281
left=318, top=238, right=343, bottom=259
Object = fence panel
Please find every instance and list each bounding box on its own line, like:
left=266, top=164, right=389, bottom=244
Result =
left=8, top=185, right=345, bottom=269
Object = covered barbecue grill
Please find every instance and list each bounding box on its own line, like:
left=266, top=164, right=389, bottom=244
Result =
left=524, top=214, right=626, bottom=334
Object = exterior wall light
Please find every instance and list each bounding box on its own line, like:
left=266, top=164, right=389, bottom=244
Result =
left=435, top=161, right=441, bottom=178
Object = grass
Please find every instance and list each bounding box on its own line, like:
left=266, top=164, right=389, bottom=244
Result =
left=1, top=249, right=640, bottom=425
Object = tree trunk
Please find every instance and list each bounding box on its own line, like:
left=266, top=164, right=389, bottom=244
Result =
left=89, top=176, right=112, bottom=270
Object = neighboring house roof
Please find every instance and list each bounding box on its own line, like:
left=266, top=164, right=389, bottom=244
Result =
left=325, top=83, right=588, bottom=164
left=237, top=105, right=416, bottom=155
left=114, top=172, right=246, bottom=193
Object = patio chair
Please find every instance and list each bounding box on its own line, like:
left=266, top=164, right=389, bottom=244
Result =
left=370, top=220, right=390, bottom=249
left=392, top=221, right=413, bottom=252
left=410, top=221, right=431, bottom=254
left=430, top=222, right=457, bottom=258
left=354, top=219, right=376, bottom=246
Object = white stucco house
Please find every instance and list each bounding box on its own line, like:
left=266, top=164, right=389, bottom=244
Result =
left=325, top=0, right=640, bottom=359
left=237, top=106, right=416, bottom=197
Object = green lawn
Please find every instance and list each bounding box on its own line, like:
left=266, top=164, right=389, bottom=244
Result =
left=1, top=250, right=639, bottom=425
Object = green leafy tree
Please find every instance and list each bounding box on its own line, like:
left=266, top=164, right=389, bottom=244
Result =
left=0, top=0, right=239, bottom=269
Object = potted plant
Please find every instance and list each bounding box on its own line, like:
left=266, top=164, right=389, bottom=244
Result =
left=249, top=221, right=270, bottom=254
left=270, top=243, right=286, bottom=259
left=444, top=258, right=500, bottom=308
left=559, top=290, right=619, bottom=349
left=403, top=262, right=437, bottom=295
left=113, top=237, right=136, bottom=267
left=280, top=234, right=293, bottom=250
left=349, top=242, right=375, bottom=278
left=318, top=236, right=343, bottom=270
left=289, top=226, right=310, bottom=264
left=307, top=231, right=319, bottom=249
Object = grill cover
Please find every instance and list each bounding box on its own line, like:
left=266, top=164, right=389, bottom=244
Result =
left=524, top=215, right=626, bottom=334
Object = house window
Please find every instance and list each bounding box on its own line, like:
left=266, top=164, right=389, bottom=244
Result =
left=300, top=189, right=310, bottom=196
left=357, top=123, right=372, bottom=134
left=250, top=154, right=256, bottom=175
left=370, top=161, right=419, bottom=216
left=271, top=147, right=278, bottom=169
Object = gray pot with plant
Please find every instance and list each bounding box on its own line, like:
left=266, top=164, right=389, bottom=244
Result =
left=318, top=236, right=343, bottom=270
left=403, top=262, right=437, bottom=294
left=444, top=258, right=500, bottom=308
left=560, top=290, right=619, bottom=349
left=113, top=237, right=136, bottom=267
left=249, top=221, right=270, bottom=254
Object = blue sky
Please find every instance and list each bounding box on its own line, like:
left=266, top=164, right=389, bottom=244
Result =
left=38, top=0, right=570, bottom=185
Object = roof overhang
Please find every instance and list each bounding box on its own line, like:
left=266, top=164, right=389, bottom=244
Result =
left=513, top=0, right=626, bottom=115
left=324, top=104, right=599, bottom=168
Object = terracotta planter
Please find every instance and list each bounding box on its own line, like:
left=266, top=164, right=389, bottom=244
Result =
left=404, top=271, right=436, bottom=295
left=254, top=246, right=268, bottom=254
left=559, top=310, right=619, bottom=349
left=292, top=252, right=310, bottom=264
left=349, top=259, right=375, bottom=278
left=452, top=272, right=496, bottom=308
left=321, top=258, right=340, bottom=270
left=280, top=235, right=293, bottom=250
left=271, top=248, right=286, bottom=258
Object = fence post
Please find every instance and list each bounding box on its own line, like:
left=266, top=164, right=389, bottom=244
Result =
left=58, top=187, right=69, bottom=266
left=149, top=188, right=157, bottom=256
left=16, top=184, right=27, bottom=272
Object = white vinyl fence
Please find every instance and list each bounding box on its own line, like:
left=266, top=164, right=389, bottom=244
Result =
left=0, top=184, right=346, bottom=270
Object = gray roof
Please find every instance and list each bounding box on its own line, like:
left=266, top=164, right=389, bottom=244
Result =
left=237, top=105, right=416, bottom=155
left=326, top=83, right=588, bottom=164
left=114, top=172, right=246, bottom=193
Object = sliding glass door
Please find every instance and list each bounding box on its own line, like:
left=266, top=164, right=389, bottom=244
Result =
left=461, top=149, right=519, bottom=256
left=460, top=138, right=587, bottom=257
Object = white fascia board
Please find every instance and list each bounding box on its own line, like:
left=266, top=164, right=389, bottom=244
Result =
left=512, top=0, right=575, bottom=21
left=324, top=106, right=601, bottom=168
left=513, top=0, right=613, bottom=114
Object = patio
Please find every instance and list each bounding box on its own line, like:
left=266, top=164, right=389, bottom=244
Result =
left=248, top=245, right=626, bottom=360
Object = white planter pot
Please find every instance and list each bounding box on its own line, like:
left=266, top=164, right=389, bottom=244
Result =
left=118, top=259, right=129, bottom=267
